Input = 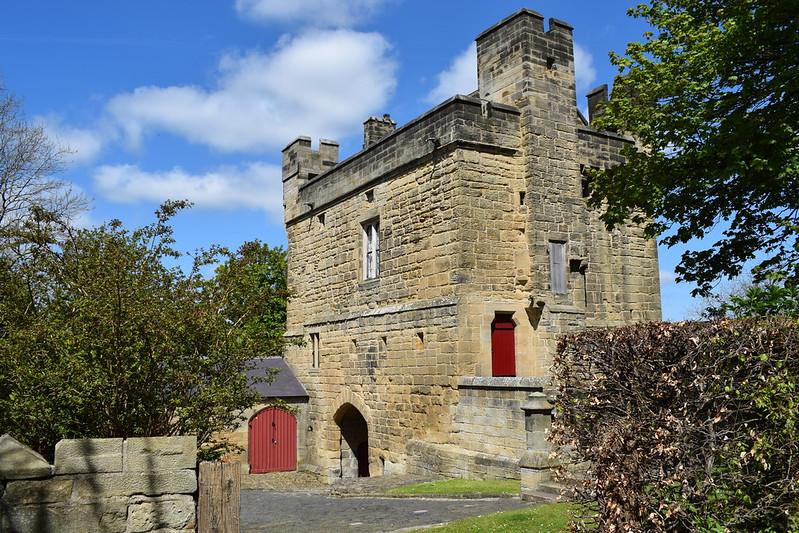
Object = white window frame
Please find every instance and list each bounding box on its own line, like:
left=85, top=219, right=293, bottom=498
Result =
left=310, top=333, right=320, bottom=369
left=362, top=219, right=380, bottom=280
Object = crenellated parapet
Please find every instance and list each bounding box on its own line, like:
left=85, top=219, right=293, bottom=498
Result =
left=282, top=136, right=339, bottom=222
left=476, top=9, right=575, bottom=107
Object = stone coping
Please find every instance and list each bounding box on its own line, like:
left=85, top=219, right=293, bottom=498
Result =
left=299, top=94, right=520, bottom=191
left=287, top=95, right=522, bottom=225
left=458, top=376, right=550, bottom=390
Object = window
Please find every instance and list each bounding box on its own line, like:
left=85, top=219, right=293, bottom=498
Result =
left=310, top=333, right=320, bottom=369
left=362, top=219, right=380, bottom=279
left=549, top=241, right=567, bottom=294
left=491, top=314, right=516, bottom=377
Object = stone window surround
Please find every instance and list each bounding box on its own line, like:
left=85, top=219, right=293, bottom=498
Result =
left=548, top=240, right=568, bottom=295
left=310, top=332, right=320, bottom=369
left=475, top=300, right=538, bottom=378
left=361, top=216, right=380, bottom=281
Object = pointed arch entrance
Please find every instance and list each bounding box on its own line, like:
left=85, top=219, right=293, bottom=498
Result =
left=334, top=403, right=369, bottom=478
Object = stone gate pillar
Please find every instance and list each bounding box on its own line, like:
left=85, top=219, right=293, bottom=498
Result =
left=519, top=391, right=560, bottom=500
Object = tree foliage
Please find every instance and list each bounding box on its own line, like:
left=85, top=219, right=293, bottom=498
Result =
left=552, top=319, right=799, bottom=531
left=590, top=0, right=799, bottom=296
left=214, top=240, right=289, bottom=359
left=702, top=273, right=799, bottom=319
left=0, top=202, right=288, bottom=458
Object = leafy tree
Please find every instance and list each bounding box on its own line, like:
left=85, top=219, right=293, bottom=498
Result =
left=0, top=202, right=286, bottom=458
left=590, top=0, right=798, bottom=296
left=214, top=240, right=289, bottom=359
left=0, top=85, right=85, bottom=241
left=701, top=273, right=799, bottom=318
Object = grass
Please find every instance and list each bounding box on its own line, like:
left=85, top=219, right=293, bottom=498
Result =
left=416, top=503, right=579, bottom=532
left=386, top=478, right=521, bottom=497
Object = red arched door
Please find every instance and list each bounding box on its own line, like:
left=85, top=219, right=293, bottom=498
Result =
left=249, top=407, right=297, bottom=473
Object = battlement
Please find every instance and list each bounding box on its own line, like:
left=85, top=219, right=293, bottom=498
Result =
left=282, top=137, right=340, bottom=222
left=283, top=95, right=520, bottom=225
left=476, top=8, right=575, bottom=106
left=282, top=136, right=339, bottom=182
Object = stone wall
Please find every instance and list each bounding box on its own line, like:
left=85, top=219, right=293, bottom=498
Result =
left=0, top=434, right=196, bottom=533
left=454, top=377, right=548, bottom=459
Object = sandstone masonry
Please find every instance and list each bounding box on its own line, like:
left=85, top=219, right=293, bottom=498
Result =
left=0, top=434, right=196, bottom=533
left=280, top=9, right=661, bottom=482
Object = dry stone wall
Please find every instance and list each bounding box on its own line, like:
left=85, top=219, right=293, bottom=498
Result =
left=0, top=434, right=196, bottom=533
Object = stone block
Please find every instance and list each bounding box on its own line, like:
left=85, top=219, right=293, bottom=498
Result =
left=74, top=469, right=197, bottom=498
left=3, top=478, right=73, bottom=504
left=1, top=499, right=128, bottom=533
left=124, top=436, right=197, bottom=472
left=126, top=494, right=195, bottom=532
left=54, top=438, right=123, bottom=475
left=0, top=434, right=53, bottom=480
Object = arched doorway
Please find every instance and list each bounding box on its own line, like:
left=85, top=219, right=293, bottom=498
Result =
left=249, top=406, right=297, bottom=473
left=334, top=403, right=369, bottom=478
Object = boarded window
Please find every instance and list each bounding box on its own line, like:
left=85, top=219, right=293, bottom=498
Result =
left=362, top=220, right=380, bottom=280
left=549, top=241, right=567, bottom=294
left=491, top=314, right=516, bottom=377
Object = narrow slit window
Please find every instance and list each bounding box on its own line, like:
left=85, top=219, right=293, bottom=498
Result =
left=362, top=219, right=380, bottom=279
left=310, top=333, right=320, bottom=369
left=549, top=241, right=567, bottom=294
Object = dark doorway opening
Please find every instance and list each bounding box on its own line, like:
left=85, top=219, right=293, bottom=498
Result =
left=334, top=403, right=370, bottom=478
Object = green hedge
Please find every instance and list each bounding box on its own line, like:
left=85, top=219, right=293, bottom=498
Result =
left=551, top=319, right=799, bottom=531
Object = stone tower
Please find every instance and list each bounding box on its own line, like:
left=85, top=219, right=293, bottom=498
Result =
left=267, top=9, right=661, bottom=482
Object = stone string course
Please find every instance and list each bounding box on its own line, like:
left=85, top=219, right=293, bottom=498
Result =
left=0, top=434, right=196, bottom=533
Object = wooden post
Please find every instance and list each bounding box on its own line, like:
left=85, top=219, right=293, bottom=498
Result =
left=198, top=461, right=241, bottom=533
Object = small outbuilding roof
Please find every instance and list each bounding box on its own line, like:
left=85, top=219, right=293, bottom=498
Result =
left=247, top=357, right=308, bottom=399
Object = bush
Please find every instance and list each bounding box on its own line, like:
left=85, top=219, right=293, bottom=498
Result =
left=551, top=319, right=799, bottom=531
left=0, top=202, right=286, bottom=458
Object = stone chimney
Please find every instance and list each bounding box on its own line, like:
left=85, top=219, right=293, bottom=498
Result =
left=363, top=114, right=396, bottom=148
left=586, top=84, right=609, bottom=124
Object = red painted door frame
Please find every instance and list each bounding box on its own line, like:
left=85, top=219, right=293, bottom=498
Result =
left=249, top=406, right=297, bottom=473
left=491, top=315, right=516, bottom=377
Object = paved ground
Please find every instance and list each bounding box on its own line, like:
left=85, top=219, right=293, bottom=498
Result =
left=241, top=490, right=529, bottom=533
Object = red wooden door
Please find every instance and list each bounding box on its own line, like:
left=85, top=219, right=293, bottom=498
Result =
left=249, top=407, right=297, bottom=473
left=491, top=315, right=516, bottom=377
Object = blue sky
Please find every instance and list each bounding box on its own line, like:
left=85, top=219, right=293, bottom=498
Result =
left=1, top=0, right=705, bottom=320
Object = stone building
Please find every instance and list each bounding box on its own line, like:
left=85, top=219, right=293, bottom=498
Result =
left=256, top=8, right=660, bottom=481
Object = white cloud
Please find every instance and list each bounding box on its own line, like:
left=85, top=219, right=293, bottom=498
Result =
left=573, top=43, right=597, bottom=94
left=660, top=269, right=678, bottom=284
left=235, top=0, right=387, bottom=27
left=93, top=162, right=283, bottom=219
left=424, top=43, right=476, bottom=104
left=38, top=116, right=107, bottom=165
left=106, top=30, right=396, bottom=153
left=425, top=41, right=598, bottom=104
